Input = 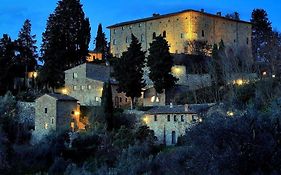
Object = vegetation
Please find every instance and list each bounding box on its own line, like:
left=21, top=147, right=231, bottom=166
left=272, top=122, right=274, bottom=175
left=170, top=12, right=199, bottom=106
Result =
left=147, top=35, right=178, bottom=94
left=112, top=34, right=146, bottom=109
left=40, top=0, right=91, bottom=89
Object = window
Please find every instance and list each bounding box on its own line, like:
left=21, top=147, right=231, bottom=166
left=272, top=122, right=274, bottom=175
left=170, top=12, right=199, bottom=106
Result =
left=122, top=26, right=124, bottom=30
left=192, top=115, right=198, bottom=122
left=113, top=29, right=116, bottom=34
left=129, top=25, right=132, bottom=29
left=181, top=115, right=184, bottom=122
left=95, top=97, right=100, bottom=102
left=81, top=85, right=85, bottom=90
left=126, top=36, right=129, bottom=43
left=125, top=98, right=128, bottom=103
left=181, top=33, right=184, bottom=39
left=139, top=23, right=142, bottom=27
left=141, top=34, right=144, bottom=42
left=88, top=85, right=92, bottom=90
left=154, top=115, right=157, bottom=121
left=202, top=30, right=205, bottom=37
left=153, top=32, right=156, bottom=39
left=45, top=108, right=47, bottom=114
left=119, top=97, right=122, bottom=103
left=71, top=122, right=75, bottom=132
left=73, top=85, right=77, bottom=90
left=246, top=37, right=249, bottom=45
left=51, top=118, right=54, bottom=124
left=174, top=115, right=177, bottom=122
left=45, top=123, right=48, bottom=129
left=167, top=115, right=170, bottom=121
left=163, top=31, right=167, bottom=38
left=234, top=39, right=236, bottom=43
left=73, top=72, right=78, bottom=79
left=172, top=131, right=176, bottom=144
left=113, top=39, right=116, bottom=45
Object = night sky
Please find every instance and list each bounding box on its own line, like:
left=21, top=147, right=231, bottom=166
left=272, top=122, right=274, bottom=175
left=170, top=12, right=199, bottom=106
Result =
left=0, top=0, right=280, bottom=50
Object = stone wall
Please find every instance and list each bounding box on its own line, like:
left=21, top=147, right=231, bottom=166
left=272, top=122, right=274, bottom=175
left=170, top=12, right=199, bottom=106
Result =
left=17, top=101, right=35, bottom=128
left=109, top=10, right=251, bottom=57
left=142, top=113, right=199, bottom=145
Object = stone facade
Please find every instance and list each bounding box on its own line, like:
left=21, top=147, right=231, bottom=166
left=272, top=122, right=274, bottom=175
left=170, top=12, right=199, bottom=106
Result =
left=34, top=94, right=82, bottom=141
left=143, top=104, right=200, bottom=145
left=108, top=9, right=252, bottom=58
left=64, top=63, right=131, bottom=108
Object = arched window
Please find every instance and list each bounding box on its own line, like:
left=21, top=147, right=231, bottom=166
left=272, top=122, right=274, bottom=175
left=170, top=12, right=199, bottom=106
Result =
left=153, top=32, right=156, bottom=39
left=163, top=31, right=167, bottom=38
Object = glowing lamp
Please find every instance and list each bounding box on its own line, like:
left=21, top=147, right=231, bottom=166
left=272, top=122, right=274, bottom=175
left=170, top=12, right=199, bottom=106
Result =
left=272, top=74, right=276, bottom=78
left=143, top=116, right=149, bottom=124
left=62, top=88, right=68, bottom=95
left=262, top=71, right=267, bottom=76
left=227, top=111, right=234, bottom=117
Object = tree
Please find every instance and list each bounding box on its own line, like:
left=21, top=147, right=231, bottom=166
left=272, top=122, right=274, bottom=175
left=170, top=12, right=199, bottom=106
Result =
left=40, top=0, right=91, bottom=89
left=225, top=12, right=240, bottom=20
left=101, top=81, right=114, bottom=131
left=112, top=34, right=146, bottom=109
left=147, top=35, right=178, bottom=95
left=94, top=24, right=108, bottom=60
left=0, top=34, right=16, bottom=94
left=251, top=9, right=273, bottom=61
left=16, top=19, right=38, bottom=85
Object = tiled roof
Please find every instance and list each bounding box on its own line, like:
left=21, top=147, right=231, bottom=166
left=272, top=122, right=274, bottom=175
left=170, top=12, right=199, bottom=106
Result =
left=107, top=9, right=251, bottom=28
left=47, top=93, right=78, bottom=101
left=146, top=103, right=215, bottom=114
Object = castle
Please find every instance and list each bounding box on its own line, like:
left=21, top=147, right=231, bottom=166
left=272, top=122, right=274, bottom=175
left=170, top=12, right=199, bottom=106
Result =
left=107, top=9, right=252, bottom=57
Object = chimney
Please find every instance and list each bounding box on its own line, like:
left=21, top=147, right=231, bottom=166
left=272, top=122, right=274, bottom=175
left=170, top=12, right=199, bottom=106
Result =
left=184, top=104, right=189, bottom=112
left=201, top=9, right=204, bottom=13
left=169, top=102, right=173, bottom=108
left=217, top=12, right=222, bottom=16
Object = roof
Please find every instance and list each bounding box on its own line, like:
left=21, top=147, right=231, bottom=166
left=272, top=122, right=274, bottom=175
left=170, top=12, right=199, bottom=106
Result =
left=107, top=9, right=251, bottom=29
left=46, top=93, right=78, bottom=101
left=86, top=63, right=116, bottom=83
left=146, top=103, right=215, bottom=115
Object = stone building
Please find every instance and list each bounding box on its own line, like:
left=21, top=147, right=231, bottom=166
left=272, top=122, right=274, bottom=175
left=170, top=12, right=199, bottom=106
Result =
left=34, top=93, right=84, bottom=141
left=64, top=63, right=131, bottom=108
left=142, top=103, right=214, bottom=145
left=107, top=9, right=252, bottom=57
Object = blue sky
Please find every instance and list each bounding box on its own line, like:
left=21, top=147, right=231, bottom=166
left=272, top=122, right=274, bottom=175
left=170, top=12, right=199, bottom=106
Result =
left=0, top=0, right=280, bottom=50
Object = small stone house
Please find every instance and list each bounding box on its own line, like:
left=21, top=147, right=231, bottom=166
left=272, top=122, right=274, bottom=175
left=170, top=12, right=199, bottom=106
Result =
left=34, top=93, right=83, bottom=140
left=64, top=63, right=131, bottom=108
left=143, top=104, right=202, bottom=145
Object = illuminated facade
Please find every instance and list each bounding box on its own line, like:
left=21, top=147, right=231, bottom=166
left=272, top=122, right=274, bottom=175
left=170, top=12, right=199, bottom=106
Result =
left=107, top=9, right=252, bottom=57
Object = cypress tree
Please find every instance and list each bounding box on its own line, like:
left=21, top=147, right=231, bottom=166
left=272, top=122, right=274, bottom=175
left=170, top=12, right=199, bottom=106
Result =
left=94, top=24, right=107, bottom=60
left=40, top=0, right=91, bottom=89
left=251, top=9, right=273, bottom=60
left=112, top=34, right=146, bottom=109
left=147, top=35, right=178, bottom=94
left=16, top=19, right=38, bottom=87
left=101, top=81, right=114, bottom=131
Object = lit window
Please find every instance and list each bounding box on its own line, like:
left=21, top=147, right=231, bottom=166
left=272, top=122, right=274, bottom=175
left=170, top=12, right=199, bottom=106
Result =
left=45, top=123, right=48, bottom=129
left=167, top=115, right=170, bottom=121
left=73, top=72, right=78, bottom=79
left=87, top=85, right=92, bottom=90
left=45, top=108, right=47, bottom=114
left=154, top=115, right=157, bottom=121
left=156, top=97, right=160, bottom=102
left=73, top=85, right=77, bottom=90
left=95, top=97, right=100, bottom=102
left=81, top=85, right=85, bottom=90
left=151, top=96, right=156, bottom=102
left=71, top=122, right=75, bottom=132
